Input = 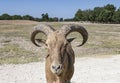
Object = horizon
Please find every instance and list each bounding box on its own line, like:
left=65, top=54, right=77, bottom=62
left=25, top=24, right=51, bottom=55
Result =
left=0, top=0, right=120, bottom=18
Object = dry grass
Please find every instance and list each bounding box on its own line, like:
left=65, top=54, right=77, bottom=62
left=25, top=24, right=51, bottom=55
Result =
left=0, top=20, right=120, bottom=64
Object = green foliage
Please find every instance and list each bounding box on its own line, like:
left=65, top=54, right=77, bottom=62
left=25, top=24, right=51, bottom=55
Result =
left=64, top=18, right=74, bottom=21
left=41, top=13, right=49, bottom=21
left=12, top=15, right=22, bottom=20
left=0, top=13, right=11, bottom=20
left=74, top=9, right=84, bottom=21
left=112, top=8, right=120, bottom=23
left=0, top=13, right=59, bottom=22
left=98, top=9, right=111, bottom=22
left=104, top=4, right=116, bottom=12
left=74, top=4, right=119, bottom=23
left=93, top=7, right=104, bottom=21
left=49, top=17, right=59, bottom=22
left=74, top=4, right=120, bottom=23
left=59, top=18, right=63, bottom=21
left=22, top=15, right=34, bottom=20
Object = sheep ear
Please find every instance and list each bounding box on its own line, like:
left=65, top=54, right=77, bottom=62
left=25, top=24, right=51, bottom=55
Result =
left=35, top=39, right=46, bottom=44
left=67, top=38, right=76, bottom=43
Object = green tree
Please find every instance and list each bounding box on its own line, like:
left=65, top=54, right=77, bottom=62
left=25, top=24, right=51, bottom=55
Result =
left=98, top=10, right=110, bottom=22
left=104, top=4, right=116, bottom=12
left=93, top=7, right=103, bottom=22
left=0, top=16, right=2, bottom=20
left=88, top=10, right=95, bottom=22
left=112, top=8, right=120, bottom=23
left=53, top=17, right=58, bottom=22
left=104, top=4, right=116, bottom=22
left=22, top=15, right=34, bottom=20
left=1, top=13, right=11, bottom=20
left=64, top=18, right=74, bottom=21
left=59, top=18, right=63, bottom=22
left=12, top=15, right=22, bottom=20
left=49, top=17, right=58, bottom=22
left=41, top=13, right=49, bottom=21
left=82, top=9, right=91, bottom=21
left=97, top=4, right=116, bottom=23
left=74, top=9, right=84, bottom=21
left=34, top=18, right=42, bottom=22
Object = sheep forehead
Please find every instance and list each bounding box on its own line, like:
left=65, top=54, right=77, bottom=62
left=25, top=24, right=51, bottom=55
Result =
left=46, top=31, right=66, bottom=46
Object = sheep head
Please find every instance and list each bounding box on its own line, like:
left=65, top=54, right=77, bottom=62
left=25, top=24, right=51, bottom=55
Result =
left=31, top=24, right=88, bottom=76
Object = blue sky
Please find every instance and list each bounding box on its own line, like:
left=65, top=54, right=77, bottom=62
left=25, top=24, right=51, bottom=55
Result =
left=0, top=0, right=120, bottom=18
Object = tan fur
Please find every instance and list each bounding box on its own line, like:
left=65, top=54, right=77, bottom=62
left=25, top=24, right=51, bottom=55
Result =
left=45, top=31, right=75, bottom=83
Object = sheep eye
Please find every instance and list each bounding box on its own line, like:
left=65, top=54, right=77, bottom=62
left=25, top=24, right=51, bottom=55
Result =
left=45, top=43, right=49, bottom=48
left=45, top=43, right=48, bottom=46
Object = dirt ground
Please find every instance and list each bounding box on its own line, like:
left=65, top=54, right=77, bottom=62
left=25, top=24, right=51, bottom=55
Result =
left=0, top=55, right=120, bottom=83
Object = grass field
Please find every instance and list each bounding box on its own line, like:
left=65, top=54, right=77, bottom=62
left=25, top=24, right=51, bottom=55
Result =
left=0, top=20, right=120, bottom=64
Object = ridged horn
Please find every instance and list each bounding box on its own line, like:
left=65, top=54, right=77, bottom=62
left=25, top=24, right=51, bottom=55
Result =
left=31, top=24, right=55, bottom=47
left=61, top=24, right=88, bottom=46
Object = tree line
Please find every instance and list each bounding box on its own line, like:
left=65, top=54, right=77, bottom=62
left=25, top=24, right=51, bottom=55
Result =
left=74, top=4, right=120, bottom=23
left=0, top=13, right=63, bottom=22
left=0, top=4, right=120, bottom=23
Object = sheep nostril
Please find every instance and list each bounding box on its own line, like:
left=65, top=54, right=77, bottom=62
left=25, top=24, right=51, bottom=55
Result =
left=57, top=65, right=61, bottom=70
left=52, top=65, right=62, bottom=71
left=52, top=65, right=56, bottom=69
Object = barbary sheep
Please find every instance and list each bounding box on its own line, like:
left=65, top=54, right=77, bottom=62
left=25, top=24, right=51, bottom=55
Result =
left=31, top=24, right=88, bottom=83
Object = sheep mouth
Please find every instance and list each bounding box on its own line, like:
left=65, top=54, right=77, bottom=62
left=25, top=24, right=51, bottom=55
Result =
left=51, top=68, right=63, bottom=76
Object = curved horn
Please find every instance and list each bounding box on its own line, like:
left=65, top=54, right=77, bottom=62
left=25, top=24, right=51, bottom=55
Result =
left=31, top=24, right=55, bottom=47
left=61, top=24, right=88, bottom=46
